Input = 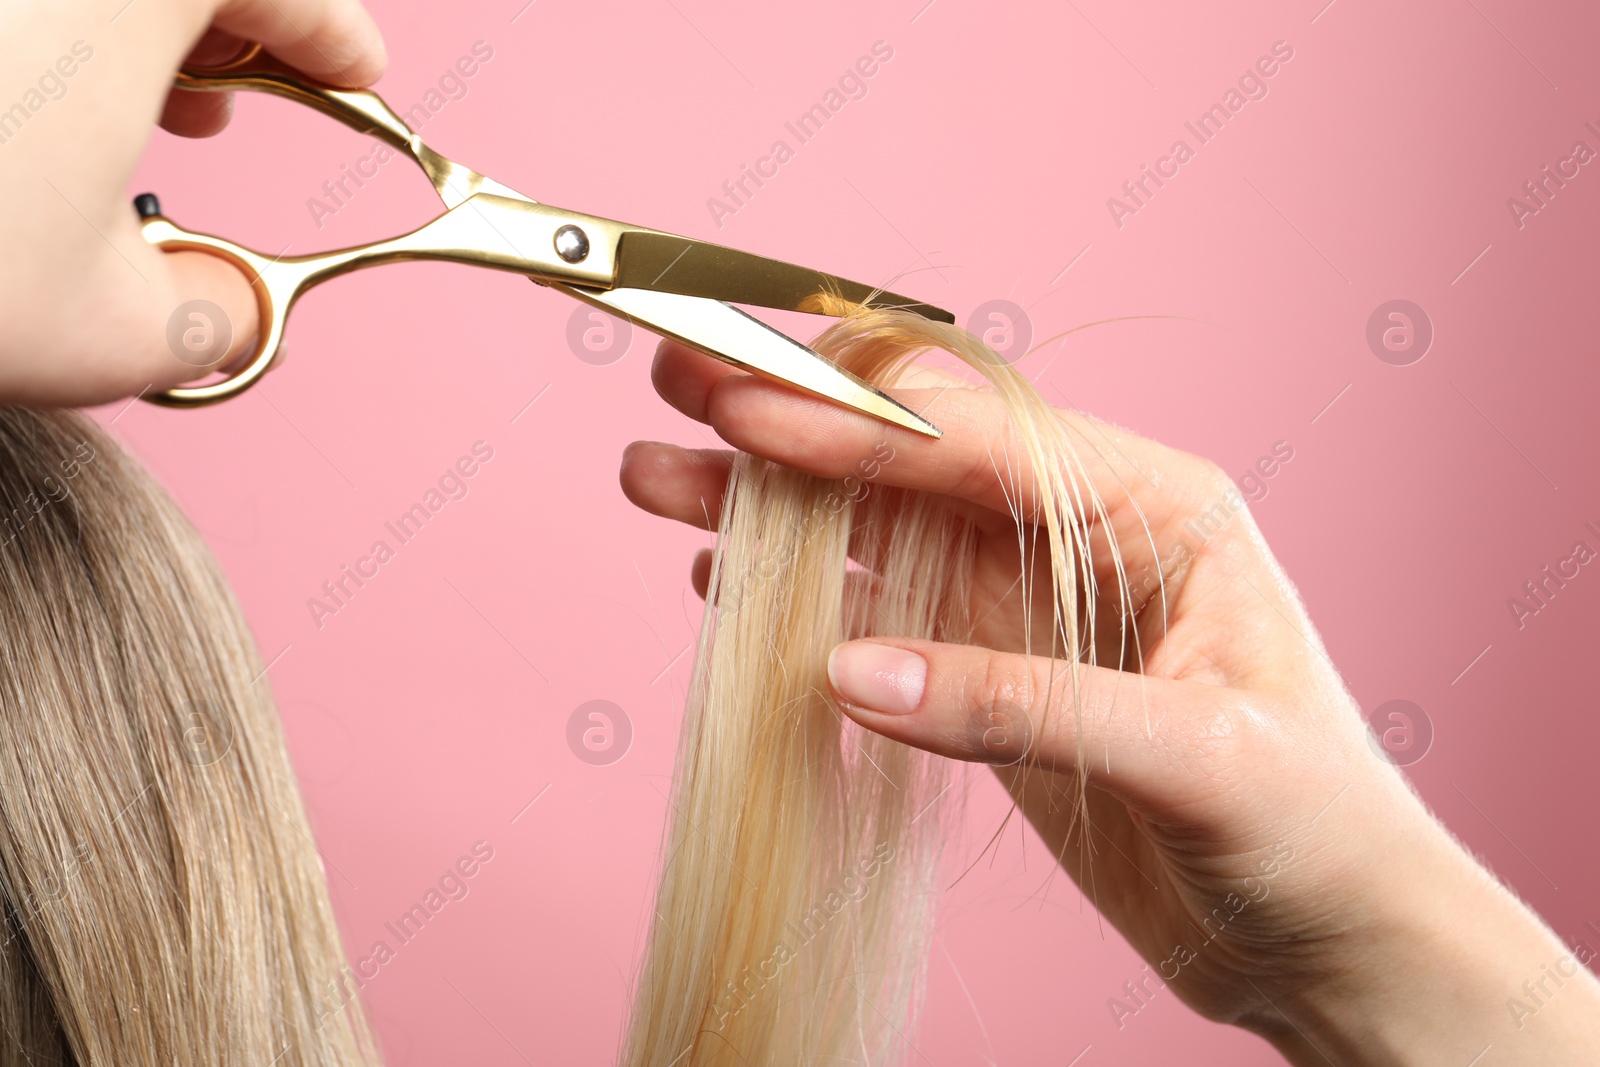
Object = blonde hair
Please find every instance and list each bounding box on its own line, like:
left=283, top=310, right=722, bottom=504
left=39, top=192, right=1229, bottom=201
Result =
left=623, top=305, right=1131, bottom=1065
left=0, top=408, right=380, bottom=1066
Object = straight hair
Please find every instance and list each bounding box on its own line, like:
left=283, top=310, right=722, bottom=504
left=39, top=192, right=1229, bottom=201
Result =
left=622, top=303, right=1134, bottom=1065
left=0, top=408, right=380, bottom=1066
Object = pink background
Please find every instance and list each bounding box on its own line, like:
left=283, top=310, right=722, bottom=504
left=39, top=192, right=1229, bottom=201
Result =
left=108, top=0, right=1599, bottom=1062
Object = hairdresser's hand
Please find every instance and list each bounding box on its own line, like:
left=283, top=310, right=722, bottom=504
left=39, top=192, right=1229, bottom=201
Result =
left=622, top=339, right=1600, bottom=1067
left=0, top=0, right=385, bottom=405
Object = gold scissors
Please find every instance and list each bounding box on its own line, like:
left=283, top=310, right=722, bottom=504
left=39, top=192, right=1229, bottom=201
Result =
left=136, top=45, right=947, bottom=438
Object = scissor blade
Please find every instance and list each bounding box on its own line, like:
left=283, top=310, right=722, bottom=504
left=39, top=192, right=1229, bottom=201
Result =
left=615, top=232, right=955, bottom=324
left=567, top=285, right=941, bottom=439
left=456, top=179, right=941, bottom=437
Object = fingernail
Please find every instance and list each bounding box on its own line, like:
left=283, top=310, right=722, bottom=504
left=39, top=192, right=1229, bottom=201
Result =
left=827, top=641, right=926, bottom=715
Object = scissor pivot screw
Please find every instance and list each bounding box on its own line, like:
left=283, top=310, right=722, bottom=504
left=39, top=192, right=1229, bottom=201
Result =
left=553, top=224, right=590, bottom=263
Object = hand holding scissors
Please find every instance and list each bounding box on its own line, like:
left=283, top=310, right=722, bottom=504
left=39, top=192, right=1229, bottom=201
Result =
left=0, top=1, right=385, bottom=406
left=135, top=45, right=948, bottom=436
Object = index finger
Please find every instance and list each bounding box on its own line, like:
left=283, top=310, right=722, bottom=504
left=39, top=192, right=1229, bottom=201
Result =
left=160, top=30, right=246, bottom=138
left=212, top=0, right=387, bottom=87
left=654, top=339, right=1234, bottom=560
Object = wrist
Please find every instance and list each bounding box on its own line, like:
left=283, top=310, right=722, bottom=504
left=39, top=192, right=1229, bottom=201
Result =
left=1252, top=812, right=1600, bottom=1065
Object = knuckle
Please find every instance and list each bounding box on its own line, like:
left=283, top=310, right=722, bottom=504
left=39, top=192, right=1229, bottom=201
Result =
left=963, top=653, right=1039, bottom=764
left=1166, top=698, right=1261, bottom=786
left=948, top=393, right=1019, bottom=492
left=1189, top=457, right=1234, bottom=496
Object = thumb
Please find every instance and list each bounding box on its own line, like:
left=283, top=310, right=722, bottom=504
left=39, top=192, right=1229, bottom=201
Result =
left=826, top=637, right=1255, bottom=810
left=134, top=248, right=262, bottom=395
left=4, top=236, right=264, bottom=407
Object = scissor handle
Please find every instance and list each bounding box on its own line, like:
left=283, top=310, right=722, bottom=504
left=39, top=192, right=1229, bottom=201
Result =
left=138, top=195, right=301, bottom=408
left=147, top=45, right=409, bottom=408
left=177, top=42, right=417, bottom=154
left=138, top=188, right=624, bottom=407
